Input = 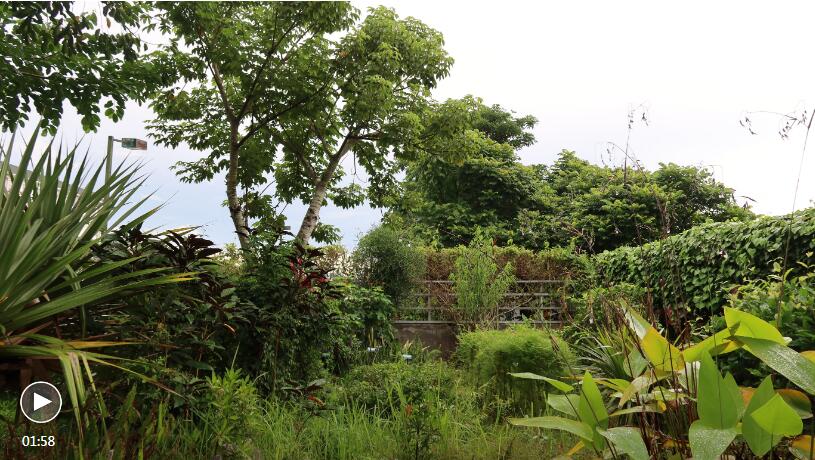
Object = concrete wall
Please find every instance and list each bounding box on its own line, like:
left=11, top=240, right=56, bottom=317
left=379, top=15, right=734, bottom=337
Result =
left=393, top=321, right=459, bottom=359
left=393, top=320, right=564, bottom=360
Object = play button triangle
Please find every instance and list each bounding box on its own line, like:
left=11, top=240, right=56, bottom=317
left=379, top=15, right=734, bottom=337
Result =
left=33, top=392, right=51, bottom=411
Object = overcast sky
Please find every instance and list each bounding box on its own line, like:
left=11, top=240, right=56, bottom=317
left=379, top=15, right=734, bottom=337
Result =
left=16, top=1, right=815, bottom=249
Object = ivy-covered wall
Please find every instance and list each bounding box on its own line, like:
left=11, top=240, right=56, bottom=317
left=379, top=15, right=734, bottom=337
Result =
left=595, top=208, right=815, bottom=314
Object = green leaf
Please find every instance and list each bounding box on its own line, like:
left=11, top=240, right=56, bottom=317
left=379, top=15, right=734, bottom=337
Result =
left=682, top=326, right=740, bottom=362
left=696, top=352, right=739, bottom=428
left=507, top=416, right=594, bottom=442
left=620, top=303, right=651, bottom=340
left=723, top=372, right=744, bottom=420
left=509, top=372, right=573, bottom=392
left=598, top=427, right=649, bottom=460
left=619, top=374, right=657, bottom=408
left=751, top=394, right=803, bottom=438
left=742, top=376, right=777, bottom=457
left=689, top=421, right=738, bottom=460
left=577, top=372, right=608, bottom=450
left=736, top=336, right=815, bottom=395
left=724, top=307, right=786, bottom=344
left=641, top=326, right=685, bottom=372
left=547, top=394, right=580, bottom=418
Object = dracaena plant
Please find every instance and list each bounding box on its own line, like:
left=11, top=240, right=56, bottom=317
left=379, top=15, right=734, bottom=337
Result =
left=0, top=130, right=193, bottom=434
left=509, top=303, right=815, bottom=460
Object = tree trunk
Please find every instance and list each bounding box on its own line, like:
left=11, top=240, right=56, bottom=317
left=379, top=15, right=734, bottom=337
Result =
left=226, top=124, right=250, bottom=250
left=295, top=139, right=355, bottom=244
left=296, top=179, right=330, bottom=244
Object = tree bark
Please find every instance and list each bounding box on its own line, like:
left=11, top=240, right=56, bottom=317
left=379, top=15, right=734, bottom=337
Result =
left=295, top=138, right=355, bottom=244
left=226, top=123, right=250, bottom=250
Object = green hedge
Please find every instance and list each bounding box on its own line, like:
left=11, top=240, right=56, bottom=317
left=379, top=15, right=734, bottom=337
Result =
left=595, top=207, right=815, bottom=314
left=455, top=325, right=574, bottom=415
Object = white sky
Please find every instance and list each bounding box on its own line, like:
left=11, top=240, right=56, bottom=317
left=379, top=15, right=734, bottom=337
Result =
left=15, top=1, right=815, bottom=248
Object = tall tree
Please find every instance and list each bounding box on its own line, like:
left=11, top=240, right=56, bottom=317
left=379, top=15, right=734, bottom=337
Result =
left=391, top=99, right=546, bottom=246
left=271, top=7, right=455, bottom=242
left=149, top=4, right=460, bottom=247
left=0, top=2, right=155, bottom=133
left=147, top=2, right=357, bottom=249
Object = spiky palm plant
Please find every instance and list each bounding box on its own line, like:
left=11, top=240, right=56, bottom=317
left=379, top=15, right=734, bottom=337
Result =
left=0, top=129, right=194, bottom=435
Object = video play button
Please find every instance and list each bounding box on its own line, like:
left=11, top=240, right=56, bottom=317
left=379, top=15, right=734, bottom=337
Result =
left=20, top=381, right=62, bottom=423
left=33, top=392, right=51, bottom=411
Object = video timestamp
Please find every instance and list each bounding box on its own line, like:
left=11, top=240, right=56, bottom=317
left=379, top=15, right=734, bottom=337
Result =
left=20, top=435, right=55, bottom=447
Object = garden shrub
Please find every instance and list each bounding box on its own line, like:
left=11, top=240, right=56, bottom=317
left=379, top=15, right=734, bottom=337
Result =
left=202, top=369, right=263, bottom=458
left=455, top=325, right=574, bottom=415
left=331, top=282, right=396, bottom=347
left=235, top=239, right=359, bottom=392
left=595, top=207, right=815, bottom=315
left=351, top=224, right=426, bottom=305
left=93, top=226, right=256, bottom=377
left=333, top=361, right=463, bottom=416
left=451, top=231, right=515, bottom=325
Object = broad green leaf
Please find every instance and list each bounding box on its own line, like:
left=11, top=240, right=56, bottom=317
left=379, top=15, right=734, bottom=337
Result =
left=619, top=374, right=656, bottom=408
left=641, top=328, right=685, bottom=371
left=696, top=352, right=739, bottom=428
left=723, top=373, right=744, bottom=420
left=577, top=372, right=608, bottom=450
left=802, top=350, right=815, bottom=364
left=547, top=394, right=580, bottom=417
left=789, top=435, right=814, bottom=460
left=777, top=389, right=813, bottom=420
left=737, top=336, right=815, bottom=395
left=689, top=421, right=738, bottom=460
left=742, top=376, right=777, bottom=457
left=682, top=326, right=740, bottom=362
left=509, top=372, right=573, bottom=392
left=724, top=307, right=786, bottom=344
left=598, top=427, right=649, bottom=460
left=620, top=303, right=650, bottom=339
left=596, top=378, right=630, bottom=393
left=624, top=348, right=649, bottom=377
left=751, top=394, right=803, bottom=438
left=507, top=416, right=594, bottom=442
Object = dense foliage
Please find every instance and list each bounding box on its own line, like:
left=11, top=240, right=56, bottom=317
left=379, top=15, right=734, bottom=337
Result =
left=0, top=133, right=190, bottom=428
left=509, top=304, right=815, bottom=460
left=456, top=325, right=574, bottom=415
left=713, top=269, right=815, bottom=386
left=147, top=3, right=481, bottom=246
left=0, top=2, right=158, bottom=132
left=392, top=120, right=752, bottom=251
left=351, top=224, right=426, bottom=306
left=4, top=2, right=814, bottom=460
left=333, top=361, right=460, bottom=416
left=596, top=207, right=815, bottom=316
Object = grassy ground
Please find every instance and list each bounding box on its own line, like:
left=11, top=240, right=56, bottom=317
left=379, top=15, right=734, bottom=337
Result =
left=0, top=375, right=578, bottom=459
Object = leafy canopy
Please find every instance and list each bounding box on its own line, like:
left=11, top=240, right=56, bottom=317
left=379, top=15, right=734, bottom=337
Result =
left=0, top=2, right=158, bottom=133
